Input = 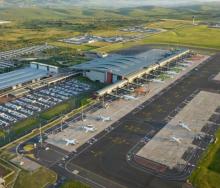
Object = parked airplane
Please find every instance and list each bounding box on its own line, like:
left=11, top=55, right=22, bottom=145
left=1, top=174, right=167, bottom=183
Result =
left=122, top=95, right=138, bottom=100
left=97, top=115, right=112, bottom=122
left=64, top=138, right=78, bottom=146
left=175, top=66, right=185, bottom=70
left=180, top=63, right=190, bottom=67
left=150, top=79, right=165, bottom=83
left=195, top=134, right=203, bottom=140
left=166, top=71, right=178, bottom=75
left=83, top=125, right=96, bottom=133
left=179, top=121, right=191, bottom=132
left=170, top=136, right=182, bottom=144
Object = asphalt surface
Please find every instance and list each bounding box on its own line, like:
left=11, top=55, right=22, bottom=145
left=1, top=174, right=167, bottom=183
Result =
left=64, top=53, right=220, bottom=188
left=17, top=53, right=220, bottom=188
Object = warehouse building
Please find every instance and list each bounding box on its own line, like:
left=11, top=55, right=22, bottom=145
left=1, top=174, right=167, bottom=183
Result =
left=0, top=62, right=59, bottom=91
left=73, top=49, right=190, bottom=84
left=0, top=67, right=49, bottom=91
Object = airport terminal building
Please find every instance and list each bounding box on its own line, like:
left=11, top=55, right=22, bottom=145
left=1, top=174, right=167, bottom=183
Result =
left=73, top=49, right=190, bottom=84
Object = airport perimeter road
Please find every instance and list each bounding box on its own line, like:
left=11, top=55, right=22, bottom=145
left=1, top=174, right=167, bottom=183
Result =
left=64, top=53, right=220, bottom=188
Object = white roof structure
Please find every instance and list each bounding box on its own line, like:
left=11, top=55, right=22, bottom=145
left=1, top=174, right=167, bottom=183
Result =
left=0, top=67, right=48, bottom=90
left=73, top=49, right=187, bottom=77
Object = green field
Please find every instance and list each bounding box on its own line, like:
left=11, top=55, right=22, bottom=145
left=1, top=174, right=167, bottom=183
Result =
left=12, top=118, right=39, bottom=135
left=14, top=167, right=56, bottom=188
left=93, top=23, right=220, bottom=53
left=144, top=25, right=220, bottom=50
left=208, top=148, right=220, bottom=173
left=40, top=100, right=75, bottom=120
left=157, top=74, right=171, bottom=81
left=61, top=180, right=90, bottom=188
left=0, top=130, right=5, bottom=138
left=190, top=130, right=220, bottom=188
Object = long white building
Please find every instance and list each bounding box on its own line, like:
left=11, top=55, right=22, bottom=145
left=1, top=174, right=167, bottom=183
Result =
left=72, top=48, right=190, bottom=97
left=73, top=49, right=189, bottom=82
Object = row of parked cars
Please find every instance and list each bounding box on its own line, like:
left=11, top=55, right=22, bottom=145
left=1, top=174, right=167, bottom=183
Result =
left=0, top=79, right=91, bottom=129
left=0, top=44, right=54, bottom=60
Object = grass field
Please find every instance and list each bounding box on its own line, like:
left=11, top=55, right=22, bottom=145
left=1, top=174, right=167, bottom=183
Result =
left=0, top=130, right=5, bottom=138
left=23, top=144, right=34, bottom=152
left=50, top=41, right=98, bottom=51
left=144, top=25, right=220, bottom=49
left=0, top=162, right=12, bottom=177
left=158, top=74, right=171, bottom=81
left=93, top=23, right=220, bottom=53
left=61, top=180, right=90, bottom=188
left=40, top=92, right=94, bottom=120
left=147, top=19, right=192, bottom=30
left=40, top=101, right=74, bottom=120
left=12, top=118, right=39, bottom=136
left=190, top=130, right=220, bottom=188
left=0, top=27, right=75, bottom=50
left=14, top=167, right=56, bottom=188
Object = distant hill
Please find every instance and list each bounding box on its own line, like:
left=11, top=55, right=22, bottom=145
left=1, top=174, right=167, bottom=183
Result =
left=1, top=0, right=219, bottom=8
left=0, top=2, right=220, bottom=22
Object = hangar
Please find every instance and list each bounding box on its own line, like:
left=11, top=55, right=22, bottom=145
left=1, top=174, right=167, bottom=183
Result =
left=73, top=49, right=189, bottom=84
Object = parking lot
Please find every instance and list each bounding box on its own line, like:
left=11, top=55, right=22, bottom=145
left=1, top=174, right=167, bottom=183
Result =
left=58, top=34, right=139, bottom=45
left=0, top=44, right=54, bottom=60
left=0, top=60, right=15, bottom=70
left=120, top=26, right=162, bottom=34
left=0, top=79, right=91, bottom=129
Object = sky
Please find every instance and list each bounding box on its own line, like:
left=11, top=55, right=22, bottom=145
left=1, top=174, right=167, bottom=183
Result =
left=84, top=0, right=220, bottom=7
left=1, top=0, right=220, bottom=8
